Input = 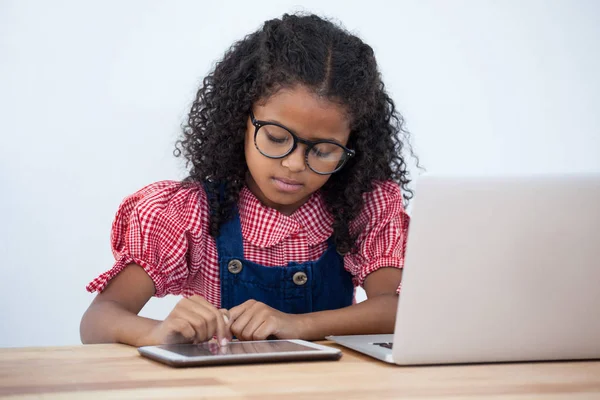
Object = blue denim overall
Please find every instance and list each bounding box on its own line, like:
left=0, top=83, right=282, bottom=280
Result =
left=216, top=208, right=354, bottom=313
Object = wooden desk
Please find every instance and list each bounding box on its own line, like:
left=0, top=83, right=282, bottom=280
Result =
left=1, top=343, right=599, bottom=399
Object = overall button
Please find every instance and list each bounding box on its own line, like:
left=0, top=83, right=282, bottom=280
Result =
left=228, top=259, right=243, bottom=274
left=293, top=271, right=308, bottom=286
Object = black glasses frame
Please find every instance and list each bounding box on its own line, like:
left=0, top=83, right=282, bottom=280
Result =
left=250, top=111, right=355, bottom=175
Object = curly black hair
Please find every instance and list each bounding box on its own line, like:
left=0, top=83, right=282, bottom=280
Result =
left=175, top=13, right=417, bottom=255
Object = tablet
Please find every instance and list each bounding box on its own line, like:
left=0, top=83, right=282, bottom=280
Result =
left=138, top=339, right=342, bottom=367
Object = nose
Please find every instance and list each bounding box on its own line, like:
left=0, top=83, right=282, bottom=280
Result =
left=281, top=144, right=306, bottom=173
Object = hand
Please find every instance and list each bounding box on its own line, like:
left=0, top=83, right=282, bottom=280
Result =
left=141, top=296, right=231, bottom=346
left=228, top=300, right=306, bottom=341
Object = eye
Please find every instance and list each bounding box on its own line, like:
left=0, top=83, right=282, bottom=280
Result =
left=264, top=128, right=289, bottom=144
left=310, top=147, right=332, bottom=158
left=267, top=133, right=287, bottom=144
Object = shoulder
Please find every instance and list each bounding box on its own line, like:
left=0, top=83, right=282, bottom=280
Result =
left=99, top=181, right=211, bottom=297
left=125, top=180, right=206, bottom=206
left=115, top=180, right=209, bottom=232
left=361, top=180, right=403, bottom=211
left=344, top=180, right=409, bottom=284
left=359, top=180, right=404, bottom=219
left=349, top=180, right=406, bottom=235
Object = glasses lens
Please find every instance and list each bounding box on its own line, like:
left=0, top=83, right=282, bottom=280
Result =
left=307, top=142, right=347, bottom=174
left=255, top=125, right=294, bottom=157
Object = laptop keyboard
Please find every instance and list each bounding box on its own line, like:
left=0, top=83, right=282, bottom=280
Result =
left=372, top=342, right=393, bottom=349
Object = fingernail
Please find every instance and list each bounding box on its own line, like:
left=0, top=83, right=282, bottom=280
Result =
left=220, top=338, right=229, bottom=347
left=223, top=314, right=229, bottom=324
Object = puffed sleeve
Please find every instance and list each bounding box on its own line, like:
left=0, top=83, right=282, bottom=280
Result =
left=344, top=180, right=410, bottom=290
left=86, top=180, right=208, bottom=297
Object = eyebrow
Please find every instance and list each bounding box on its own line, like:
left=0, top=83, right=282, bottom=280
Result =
left=259, top=117, right=346, bottom=145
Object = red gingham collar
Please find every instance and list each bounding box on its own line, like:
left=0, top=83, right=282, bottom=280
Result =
left=238, top=186, right=334, bottom=248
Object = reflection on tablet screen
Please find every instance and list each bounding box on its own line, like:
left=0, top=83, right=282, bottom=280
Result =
left=159, top=341, right=315, bottom=357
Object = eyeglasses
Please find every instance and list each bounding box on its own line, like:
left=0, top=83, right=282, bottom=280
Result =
left=250, top=111, right=355, bottom=175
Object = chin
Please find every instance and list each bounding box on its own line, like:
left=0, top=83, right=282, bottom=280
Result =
left=268, top=191, right=304, bottom=205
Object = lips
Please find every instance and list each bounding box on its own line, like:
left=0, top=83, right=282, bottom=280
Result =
left=272, top=177, right=304, bottom=193
left=274, top=177, right=303, bottom=186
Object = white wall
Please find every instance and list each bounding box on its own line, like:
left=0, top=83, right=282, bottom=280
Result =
left=1, top=0, right=598, bottom=347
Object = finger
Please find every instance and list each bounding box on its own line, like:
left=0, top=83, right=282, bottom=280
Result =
left=241, top=310, right=270, bottom=341
left=219, top=309, right=230, bottom=325
left=177, top=308, right=209, bottom=342
left=205, top=306, right=228, bottom=346
left=192, top=306, right=221, bottom=342
left=230, top=305, right=258, bottom=341
left=252, top=319, right=277, bottom=341
left=228, top=299, right=256, bottom=322
left=183, top=297, right=230, bottom=344
left=181, top=297, right=221, bottom=342
left=168, top=318, right=197, bottom=343
left=218, top=309, right=232, bottom=343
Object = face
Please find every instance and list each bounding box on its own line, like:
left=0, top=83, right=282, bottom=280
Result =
left=244, top=85, right=351, bottom=215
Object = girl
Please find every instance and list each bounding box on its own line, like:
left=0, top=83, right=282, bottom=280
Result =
left=81, top=13, right=415, bottom=347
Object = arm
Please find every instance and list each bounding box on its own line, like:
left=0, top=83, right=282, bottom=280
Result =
left=295, top=181, right=407, bottom=339
left=302, top=267, right=401, bottom=339
left=80, top=264, right=230, bottom=346
left=300, top=267, right=402, bottom=340
left=228, top=267, right=402, bottom=341
left=80, top=264, right=160, bottom=346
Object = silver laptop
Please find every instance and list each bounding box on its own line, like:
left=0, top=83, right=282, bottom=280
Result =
left=328, top=174, right=600, bottom=365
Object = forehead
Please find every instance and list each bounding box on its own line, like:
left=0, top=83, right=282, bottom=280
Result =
left=254, top=85, right=351, bottom=141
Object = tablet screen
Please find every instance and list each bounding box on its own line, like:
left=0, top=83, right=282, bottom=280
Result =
left=158, top=340, right=316, bottom=357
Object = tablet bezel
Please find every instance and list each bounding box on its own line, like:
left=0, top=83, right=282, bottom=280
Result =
left=138, top=339, right=342, bottom=367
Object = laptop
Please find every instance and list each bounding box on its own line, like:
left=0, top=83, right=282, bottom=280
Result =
left=328, top=173, right=600, bottom=365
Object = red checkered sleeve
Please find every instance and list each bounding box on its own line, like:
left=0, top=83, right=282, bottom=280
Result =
left=86, top=181, right=206, bottom=297
left=344, top=180, right=410, bottom=291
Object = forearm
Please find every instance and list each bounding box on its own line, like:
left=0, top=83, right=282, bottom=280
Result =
left=80, top=300, right=160, bottom=346
left=299, top=293, right=398, bottom=340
